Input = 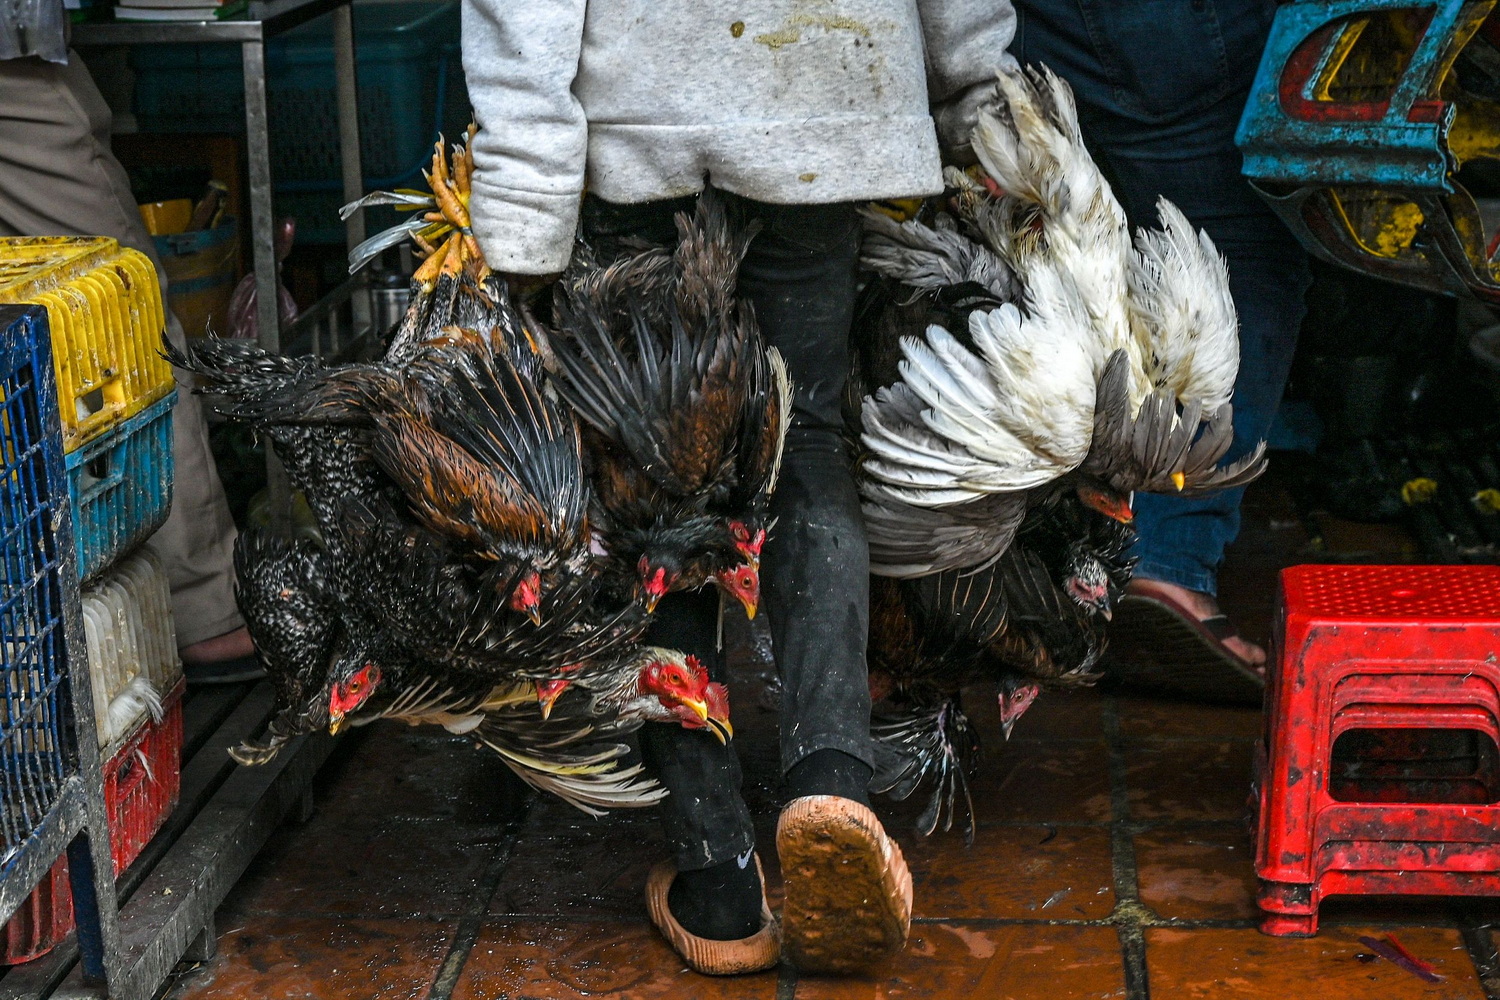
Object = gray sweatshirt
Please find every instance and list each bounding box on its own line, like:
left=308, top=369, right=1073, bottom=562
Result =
left=461, top=0, right=1017, bottom=274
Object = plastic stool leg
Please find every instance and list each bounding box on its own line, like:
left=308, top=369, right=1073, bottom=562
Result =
left=1260, top=909, right=1319, bottom=937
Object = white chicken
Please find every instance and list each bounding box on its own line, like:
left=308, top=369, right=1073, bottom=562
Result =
left=855, top=61, right=1262, bottom=580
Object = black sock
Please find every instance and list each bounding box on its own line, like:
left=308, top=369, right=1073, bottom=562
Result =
left=784, top=748, right=873, bottom=806
left=667, top=850, right=764, bottom=941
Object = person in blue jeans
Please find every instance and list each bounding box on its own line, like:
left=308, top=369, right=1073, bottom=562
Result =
left=1012, top=0, right=1311, bottom=702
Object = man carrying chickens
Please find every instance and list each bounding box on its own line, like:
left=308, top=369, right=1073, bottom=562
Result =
left=462, top=0, right=1017, bottom=977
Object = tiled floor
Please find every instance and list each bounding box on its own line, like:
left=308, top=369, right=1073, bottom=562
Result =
left=157, top=473, right=1500, bottom=1000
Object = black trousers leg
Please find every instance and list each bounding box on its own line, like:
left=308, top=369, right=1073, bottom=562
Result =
left=733, top=202, right=874, bottom=774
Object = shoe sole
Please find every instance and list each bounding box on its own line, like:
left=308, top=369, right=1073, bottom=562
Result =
left=644, top=857, right=780, bottom=975
left=1102, top=595, right=1264, bottom=706
left=776, top=796, right=912, bottom=975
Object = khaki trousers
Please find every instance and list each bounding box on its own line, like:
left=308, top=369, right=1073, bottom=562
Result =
left=0, top=51, right=242, bottom=646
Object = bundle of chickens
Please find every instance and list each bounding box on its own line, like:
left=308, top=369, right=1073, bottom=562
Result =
left=170, top=63, right=1263, bottom=832
left=852, top=64, right=1267, bottom=840
left=168, top=130, right=788, bottom=815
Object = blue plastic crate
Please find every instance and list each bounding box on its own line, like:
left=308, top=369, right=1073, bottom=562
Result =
left=131, top=0, right=469, bottom=243
left=65, top=394, right=175, bottom=584
left=0, top=305, right=79, bottom=872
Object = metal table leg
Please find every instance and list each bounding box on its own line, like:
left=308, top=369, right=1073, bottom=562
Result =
left=241, top=39, right=278, bottom=356
left=331, top=2, right=370, bottom=341
left=241, top=38, right=291, bottom=529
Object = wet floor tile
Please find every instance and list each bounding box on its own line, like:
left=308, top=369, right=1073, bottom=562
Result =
left=490, top=823, right=658, bottom=920
left=1115, top=696, right=1263, bottom=743
left=1134, top=823, right=1258, bottom=922
left=164, top=915, right=454, bottom=1000
left=1124, top=741, right=1255, bottom=823
left=902, top=825, right=1114, bottom=920
left=451, top=919, right=779, bottom=999
left=1146, top=926, right=1484, bottom=1000
left=227, top=815, right=498, bottom=919
left=795, top=923, right=1127, bottom=1000
left=966, top=740, right=1115, bottom=825
left=1311, top=513, right=1420, bottom=561
left=316, top=724, right=528, bottom=828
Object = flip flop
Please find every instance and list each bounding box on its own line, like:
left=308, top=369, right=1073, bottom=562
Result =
left=645, top=855, right=780, bottom=975
left=776, top=795, right=912, bottom=975
left=1100, top=581, right=1265, bottom=707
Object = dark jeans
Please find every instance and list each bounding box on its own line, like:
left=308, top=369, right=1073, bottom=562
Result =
left=583, top=194, right=873, bottom=871
left=1015, top=0, right=1312, bottom=596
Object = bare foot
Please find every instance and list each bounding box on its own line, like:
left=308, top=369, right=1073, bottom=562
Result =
left=181, top=626, right=254, bottom=665
left=1128, top=579, right=1267, bottom=671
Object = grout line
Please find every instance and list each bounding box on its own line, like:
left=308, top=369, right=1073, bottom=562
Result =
left=425, top=797, right=534, bottom=1000
left=1102, top=696, right=1152, bottom=1000
left=1462, top=924, right=1500, bottom=1000
left=776, top=961, right=798, bottom=1000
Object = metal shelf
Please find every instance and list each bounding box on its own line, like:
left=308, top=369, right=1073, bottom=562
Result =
left=0, top=687, right=337, bottom=1000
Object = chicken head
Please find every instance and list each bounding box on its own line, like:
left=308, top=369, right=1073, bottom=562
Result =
left=328, top=661, right=382, bottom=734
left=714, top=561, right=760, bottom=619
left=638, top=651, right=734, bottom=743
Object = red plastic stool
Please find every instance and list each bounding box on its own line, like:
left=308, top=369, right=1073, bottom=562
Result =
left=1255, top=564, right=1500, bottom=937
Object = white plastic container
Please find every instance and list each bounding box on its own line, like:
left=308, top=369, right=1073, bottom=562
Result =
left=81, top=549, right=182, bottom=748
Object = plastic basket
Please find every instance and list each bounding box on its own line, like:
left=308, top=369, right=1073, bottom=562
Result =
left=0, top=237, right=175, bottom=452
left=2, top=681, right=183, bottom=965
left=66, top=393, right=176, bottom=583
left=0, top=305, right=78, bottom=879
left=131, top=0, right=468, bottom=243
left=81, top=549, right=183, bottom=748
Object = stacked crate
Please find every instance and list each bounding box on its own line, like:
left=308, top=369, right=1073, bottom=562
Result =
left=0, top=239, right=184, bottom=964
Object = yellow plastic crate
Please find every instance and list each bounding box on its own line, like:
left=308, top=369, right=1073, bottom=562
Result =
left=0, top=237, right=176, bottom=452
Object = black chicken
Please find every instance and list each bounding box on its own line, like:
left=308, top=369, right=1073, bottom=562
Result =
left=865, top=493, right=1135, bottom=840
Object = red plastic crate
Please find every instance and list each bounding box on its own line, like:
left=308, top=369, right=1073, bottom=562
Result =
left=2, top=680, right=184, bottom=964
left=1255, top=564, right=1500, bottom=937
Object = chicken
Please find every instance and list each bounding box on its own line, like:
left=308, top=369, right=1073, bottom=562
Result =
left=227, top=528, right=341, bottom=766
left=545, top=192, right=790, bottom=617
left=857, top=65, right=1267, bottom=582
left=171, top=319, right=733, bottom=814
left=866, top=493, right=1134, bottom=840
left=851, top=61, right=1266, bottom=836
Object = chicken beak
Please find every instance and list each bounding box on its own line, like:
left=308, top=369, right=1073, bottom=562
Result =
left=1000, top=717, right=1019, bottom=742
left=537, top=685, right=564, bottom=721
left=525, top=604, right=543, bottom=627
left=328, top=712, right=345, bottom=736
left=1079, top=487, right=1134, bottom=524
left=1170, top=471, right=1187, bottom=491
left=707, top=716, right=733, bottom=744
left=739, top=594, right=758, bottom=620
left=644, top=591, right=662, bottom=614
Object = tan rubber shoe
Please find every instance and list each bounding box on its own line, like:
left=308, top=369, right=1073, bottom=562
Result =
left=776, top=795, right=913, bottom=974
left=645, top=854, right=780, bottom=975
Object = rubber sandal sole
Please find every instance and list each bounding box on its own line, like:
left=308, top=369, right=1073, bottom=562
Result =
left=1101, top=594, right=1265, bottom=707
left=645, top=856, right=780, bottom=975
left=776, top=796, right=912, bottom=975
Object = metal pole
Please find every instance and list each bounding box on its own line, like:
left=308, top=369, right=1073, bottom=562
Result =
left=331, top=1, right=370, bottom=338
left=242, top=38, right=292, bottom=532
left=242, top=39, right=278, bottom=357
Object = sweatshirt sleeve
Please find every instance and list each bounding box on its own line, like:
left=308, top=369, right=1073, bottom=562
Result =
left=460, top=0, right=586, bottom=274
left=917, top=0, right=1020, bottom=161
